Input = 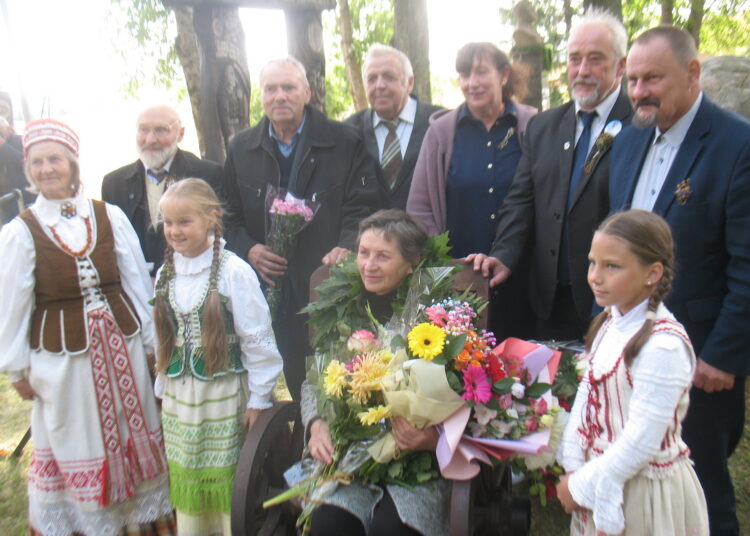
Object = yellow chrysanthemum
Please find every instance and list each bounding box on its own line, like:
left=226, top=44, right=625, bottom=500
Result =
left=358, top=405, right=391, bottom=426
left=323, top=360, right=348, bottom=398
left=407, top=322, right=446, bottom=360
left=349, top=352, right=389, bottom=404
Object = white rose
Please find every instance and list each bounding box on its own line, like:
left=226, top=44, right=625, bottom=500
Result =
left=511, top=382, right=525, bottom=399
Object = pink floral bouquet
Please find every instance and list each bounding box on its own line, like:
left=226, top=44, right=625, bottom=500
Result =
left=264, top=187, right=319, bottom=318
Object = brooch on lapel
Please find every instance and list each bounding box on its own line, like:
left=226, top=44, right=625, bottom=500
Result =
left=583, top=120, right=622, bottom=174
left=675, top=178, right=692, bottom=205
left=497, top=127, right=516, bottom=150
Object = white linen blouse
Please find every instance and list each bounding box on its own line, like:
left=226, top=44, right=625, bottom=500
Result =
left=558, top=299, right=695, bottom=534
left=0, top=193, right=155, bottom=381
left=153, top=241, right=282, bottom=409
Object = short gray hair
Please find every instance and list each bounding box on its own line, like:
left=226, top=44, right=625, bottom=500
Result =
left=362, top=44, right=414, bottom=86
left=633, top=26, right=698, bottom=67
left=260, top=57, right=310, bottom=88
left=570, top=8, right=628, bottom=61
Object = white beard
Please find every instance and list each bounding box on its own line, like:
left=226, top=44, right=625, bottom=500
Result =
left=138, top=140, right=179, bottom=170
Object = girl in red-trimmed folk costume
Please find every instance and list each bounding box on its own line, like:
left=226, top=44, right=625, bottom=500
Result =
left=0, top=120, right=175, bottom=535
left=557, top=210, right=709, bottom=536
left=152, top=178, right=282, bottom=535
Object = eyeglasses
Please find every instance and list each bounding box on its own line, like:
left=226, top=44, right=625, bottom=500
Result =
left=136, top=120, right=179, bottom=139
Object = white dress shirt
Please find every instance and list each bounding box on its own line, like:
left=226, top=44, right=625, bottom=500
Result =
left=372, top=96, right=417, bottom=160
left=631, top=93, right=703, bottom=211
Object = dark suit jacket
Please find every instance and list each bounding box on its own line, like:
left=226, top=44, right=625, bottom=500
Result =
left=101, top=148, right=222, bottom=272
left=491, top=91, right=633, bottom=322
left=610, top=96, right=750, bottom=375
left=345, top=99, right=443, bottom=210
left=1, top=137, right=32, bottom=224
left=222, top=105, right=382, bottom=313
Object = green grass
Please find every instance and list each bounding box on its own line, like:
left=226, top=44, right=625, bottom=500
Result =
left=1, top=375, right=748, bottom=535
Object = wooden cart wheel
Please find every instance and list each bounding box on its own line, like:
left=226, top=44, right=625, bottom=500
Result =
left=231, top=401, right=304, bottom=536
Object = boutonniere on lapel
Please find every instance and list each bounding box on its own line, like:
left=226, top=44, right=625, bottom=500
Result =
left=675, top=178, right=692, bottom=205
left=497, top=127, right=516, bottom=150
left=583, top=120, right=622, bottom=174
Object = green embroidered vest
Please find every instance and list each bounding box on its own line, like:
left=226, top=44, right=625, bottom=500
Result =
left=165, top=251, right=243, bottom=380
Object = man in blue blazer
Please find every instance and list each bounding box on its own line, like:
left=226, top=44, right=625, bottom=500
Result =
left=610, top=26, right=750, bottom=535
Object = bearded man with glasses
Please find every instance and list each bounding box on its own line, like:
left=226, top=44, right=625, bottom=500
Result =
left=103, top=105, right=222, bottom=274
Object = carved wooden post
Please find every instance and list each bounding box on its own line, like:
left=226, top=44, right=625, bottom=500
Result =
left=284, top=8, right=327, bottom=112
left=163, top=0, right=334, bottom=159
left=510, top=0, right=544, bottom=111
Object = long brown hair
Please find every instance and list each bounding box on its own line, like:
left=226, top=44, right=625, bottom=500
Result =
left=584, top=210, right=675, bottom=366
left=153, top=178, right=229, bottom=376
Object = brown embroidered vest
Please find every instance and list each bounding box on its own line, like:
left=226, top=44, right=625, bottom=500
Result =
left=20, top=200, right=140, bottom=354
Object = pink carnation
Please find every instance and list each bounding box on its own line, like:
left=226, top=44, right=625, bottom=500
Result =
left=461, top=364, right=491, bottom=405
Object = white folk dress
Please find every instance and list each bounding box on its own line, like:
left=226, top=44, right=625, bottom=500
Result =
left=153, top=242, right=282, bottom=536
left=0, top=194, right=172, bottom=536
left=559, top=299, right=709, bottom=536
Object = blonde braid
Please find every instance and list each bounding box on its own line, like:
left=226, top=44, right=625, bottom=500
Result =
left=153, top=247, right=177, bottom=373
left=202, top=230, right=229, bottom=376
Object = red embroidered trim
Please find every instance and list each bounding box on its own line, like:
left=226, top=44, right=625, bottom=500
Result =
left=48, top=216, right=92, bottom=258
left=88, top=309, right=166, bottom=506
left=28, top=449, right=106, bottom=503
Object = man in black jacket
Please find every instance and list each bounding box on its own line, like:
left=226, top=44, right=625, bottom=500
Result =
left=345, top=44, right=442, bottom=209
left=102, top=105, right=222, bottom=273
left=223, top=57, right=381, bottom=400
left=469, top=9, right=633, bottom=341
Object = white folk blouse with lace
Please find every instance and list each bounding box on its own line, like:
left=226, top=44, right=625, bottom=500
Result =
left=0, top=193, right=171, bottom=536
left=153, top=241, right=282, bottom=409
left=558, top=299, right=698, bottom=535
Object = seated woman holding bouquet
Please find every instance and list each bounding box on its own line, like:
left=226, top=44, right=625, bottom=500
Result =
left=298, top=209, right=459, bottom=536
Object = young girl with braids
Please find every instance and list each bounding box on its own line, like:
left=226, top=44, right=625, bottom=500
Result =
left=152, top=178, right=282, bottom=535
left=556, top=209, right=708, bottom=536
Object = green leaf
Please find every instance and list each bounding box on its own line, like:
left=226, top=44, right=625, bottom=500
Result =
left=492, top=378, right=515, bottom=394
left=525, top=382, right=552, bottom=399
left=447, top=370, right=463, bottom=393
left=443, top=333, right=467, bottom=360
left=390, top=334, right=406, bottom=349
left=388, top=461, right=403, bottom=479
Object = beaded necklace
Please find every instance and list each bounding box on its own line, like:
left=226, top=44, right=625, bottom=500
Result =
left=47, top=216, right=93, bottom=258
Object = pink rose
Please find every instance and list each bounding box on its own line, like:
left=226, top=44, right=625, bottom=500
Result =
left=347, top=330, right=379, bottom=353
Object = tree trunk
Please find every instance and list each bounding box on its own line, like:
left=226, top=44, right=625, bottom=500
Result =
left=169, top=3, right=250, bottom=163
left=685, top=0, right=704, bottom=48
left=393, top=0, right=431, bottom=102
left=660, top=0, right=673, bottom=24
left=583, top=0, right=622, bottom=20
left=564, top=0, right=573, bottom=38
left=336, top=0, right=368, bottom=111
left=173, top=6, right=205, bottom=155
left=285, top=9, right=327, bottom=113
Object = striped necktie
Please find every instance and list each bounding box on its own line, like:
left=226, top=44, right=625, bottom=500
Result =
left=380, top=119, right=402, bottom=188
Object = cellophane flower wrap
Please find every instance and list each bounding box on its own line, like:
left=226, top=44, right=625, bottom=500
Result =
left=264, top=186, right=319, bottom=319
left=262, top=233, right=577, bottom=528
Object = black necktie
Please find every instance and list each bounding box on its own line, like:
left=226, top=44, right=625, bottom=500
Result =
left=567, top=111, right=597, bottom=209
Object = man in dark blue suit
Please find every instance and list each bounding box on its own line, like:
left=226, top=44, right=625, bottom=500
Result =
left=610, top=26, right=750, bottom=535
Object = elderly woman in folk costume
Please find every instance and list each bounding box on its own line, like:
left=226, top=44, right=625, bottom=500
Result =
left=0, top=119, right=175, bottom=536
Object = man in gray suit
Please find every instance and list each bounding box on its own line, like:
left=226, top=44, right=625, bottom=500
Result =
left=468, top=9, right=633, bottom=341
left=346, top=44, right=442, bottom=209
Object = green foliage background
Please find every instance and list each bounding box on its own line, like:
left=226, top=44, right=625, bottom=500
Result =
left=109, top=0, right=749, bottom=115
